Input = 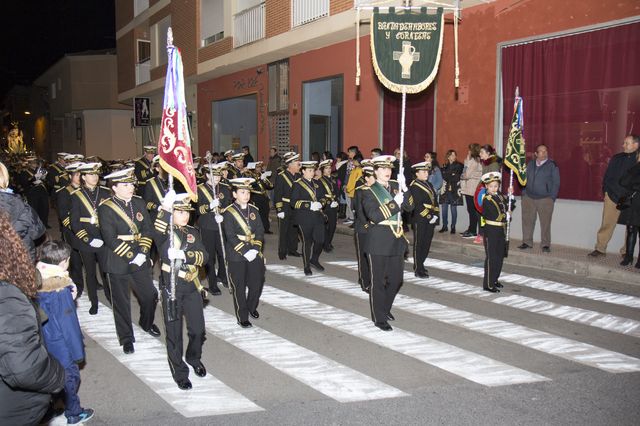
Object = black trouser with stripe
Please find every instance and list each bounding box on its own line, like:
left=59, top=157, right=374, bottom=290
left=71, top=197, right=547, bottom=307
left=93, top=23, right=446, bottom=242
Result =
left=482, top=225, right=505, bottom=290
left=228, top=258, right=265, bottom=323
left=324, top=208, right=337, bottom=250
left=355, top=232, right=371, bottom=291
left=278, top=214, right=299, bottom=257
left=298, top=222, right=325, bottom=270
left=202, top=228, right=227, bottom=287
left=161, top=284, right=205, bottom=382
left=413, top=222, right=435, bottom=275
left=69, top=248, right=84, bottom=294
left=107, top=268, right=158, bottom=345
left=368, top=254, right=403, bottom=324
left=79, top=249, right=106, bottom=308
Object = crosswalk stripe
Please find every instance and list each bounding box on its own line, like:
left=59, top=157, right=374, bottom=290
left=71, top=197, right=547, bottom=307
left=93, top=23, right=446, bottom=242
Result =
left=261, top=272, right=549, bottom=387
left=201, top=304, right=407, bottom=402
left=76, top=297, right=263, bottom=417
left=330, top=260, right=640, bottom=339
left=291, top=262, right=640, bottom=373
left=421, top=258, right=640, bottom=309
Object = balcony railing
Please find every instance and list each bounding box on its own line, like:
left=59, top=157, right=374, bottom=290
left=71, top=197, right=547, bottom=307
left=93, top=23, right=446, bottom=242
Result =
left=292, top=0, right=329, bottom=28
left=136, top=60, right=151, bottom=85
left=234, top=3, right=266, bottom=48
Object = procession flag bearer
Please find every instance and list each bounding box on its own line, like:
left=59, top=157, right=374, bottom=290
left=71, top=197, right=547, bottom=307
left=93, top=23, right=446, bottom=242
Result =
left=97, top=167, right=160, bottom=354
left=291, top=161, right=327, bottom=276
left=274, top=152, right=301, bottom=260
left=479, top=171, right=515, bottom=293
left=409, top=161, right=439, bottom=278
left=361, top=155, right=414, bottom=331
left=71, top=162, right=111, bottom=315
left=197, top=162, right=232, bottom=296
left=154, top=193, right=209, bottom=390
left=223, top=178, right=266, bottom=328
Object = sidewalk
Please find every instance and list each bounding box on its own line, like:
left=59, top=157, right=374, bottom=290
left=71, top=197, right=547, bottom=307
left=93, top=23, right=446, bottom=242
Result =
left=333, top=220, right=639, bottom=284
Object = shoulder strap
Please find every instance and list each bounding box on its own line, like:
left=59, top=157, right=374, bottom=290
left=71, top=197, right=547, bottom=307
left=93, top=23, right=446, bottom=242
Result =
left=103, top=199, right=139, bottom=233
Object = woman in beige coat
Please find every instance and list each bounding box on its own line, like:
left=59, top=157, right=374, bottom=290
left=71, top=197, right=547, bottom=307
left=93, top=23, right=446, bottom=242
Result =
left=460, top=143, right=483, bottom=238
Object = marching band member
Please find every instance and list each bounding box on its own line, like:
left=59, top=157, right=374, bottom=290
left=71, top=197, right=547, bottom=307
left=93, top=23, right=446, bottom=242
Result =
left=71, top=162, right=111, bottom=314
left=353, top=161, right=375, bottom=292
left=134, top=146, right=157, bottom=195
left=274, top=152, right=301, bottom=260
left=227, top=152, right=245, bottom=180
left=291, top=161, right=326, bottom=275
left=480, top=171, right=515, bottom=293
left=361, top=155, right=414, bottom=331
left=247, top=161, right=273, bottom=234
left=17, top=155, right=50, bottom=227
left=154, top=193, right=208, bottom=390
left=143, top=155, right=169, bottom=222
left=409, top=162, right=439, bottom=278
left=97, top=167, right=160, bottom=354
left=197, top=162, right=232, bottom=296
left=222, top=178, right=265, bottom=328
left=317, top=159, right=339, bottom=252
left=46, top=152, right=69, bottom=200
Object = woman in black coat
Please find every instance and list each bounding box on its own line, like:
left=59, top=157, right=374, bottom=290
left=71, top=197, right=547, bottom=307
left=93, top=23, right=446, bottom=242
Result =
left=0, top=211, right=65, bottom=425
left=618, top=152, right=640, bottom=268
left=439, top=150, right=464, bottom=234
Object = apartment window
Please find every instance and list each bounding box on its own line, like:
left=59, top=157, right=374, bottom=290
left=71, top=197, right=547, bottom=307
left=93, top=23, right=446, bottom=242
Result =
left=201, top=0, right=224, bottom=47
left=136, top=40, right=152, bottom=85
left=152, top=16, right=171, bottom=68
left=268, top=60, right=289, bottom=113
left=134, top=0, right=149, bottom=17
left=138, top=40, right=151, bottom=62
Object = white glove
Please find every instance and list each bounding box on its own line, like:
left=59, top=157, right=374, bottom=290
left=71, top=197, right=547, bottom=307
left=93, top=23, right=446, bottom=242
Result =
left=277, top=212, right=285, bottom=219
left=244, top=249, right=258, bottom=262
left=33, top=179, right=42, bottom=185
left=215, top=214, right=224, bottom=223
left=209, top=198, right=220, bottom=209
left=168, top=248, right=186, bottom=260
left=35, top=170, right=45, bottom=180
left=393, top=192, right=404, bottom=206
left=130, top=253, right=147, bottom=266
left=457, top=188, right=462, bottom=196
left=310, top=201, right=322, bottom=211
left=161, top=189, right=177, bottom=210
left=397, top=169, right=408, bottom=192
left=429, top=215, right=438, bottom=224
left=330, top=201, right=339, bottom=208
left=260, top=172, right=269, bottom=181
left=89, top=238, right=104, bottom=248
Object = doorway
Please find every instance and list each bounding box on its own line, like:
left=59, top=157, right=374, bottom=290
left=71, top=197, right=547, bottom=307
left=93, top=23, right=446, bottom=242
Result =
left=212, top=94, right=258, bottom=156
left=302, top=76, right=343, bottom=159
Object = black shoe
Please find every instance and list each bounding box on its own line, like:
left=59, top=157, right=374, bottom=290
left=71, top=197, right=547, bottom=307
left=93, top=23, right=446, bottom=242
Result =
left=238, top=320, right=252, bottom=328
left=279, top=254, right=287, bottom=260
left=588, top=250, right=605, bottom=258
left=146, top=324, right=161, bottom=337
left=123, top=342, right=135, bottom=354
left=542, top=246, right=551, bottom=253
left=620, top=257, right=633, bottom=266
left=304, top=268, right=312, bottom=276
left=461, top=231, right=476, bottom=239
left=209, top=285, right=222, bottom=296
left=176, top=378, right=192, bottom=390
left=386, top=313, right=395, bottom=321
left=250, top=310, right=259, bottom=319
left=363, top=286, right=370, bottom=294
left=495, top=282, right=503, bottom=288
left=450, top=226, right=456, bottom=234
left=89, top=304, right=98, bottom=315
left=193, top=362, right=207, bottom=377
left=264, top=230, right=273, bottom=234
left=219, top=280, right=229, bottom=289
left=483, top=287, right=500, bottom=293
left=323, top=246, right=333, bottom=253
left=375, top=322, right=393, bottom=331
left=518, top=243, right=531, bottom=249
left=635, top=261, right=640, bottom=269
left=288, top=251, right=302, bottom=257
left=310, top=261, right=324, bottom=271
left=414, top=270, right=428, bottom=278
left=439, top=226, right=448, bottom=233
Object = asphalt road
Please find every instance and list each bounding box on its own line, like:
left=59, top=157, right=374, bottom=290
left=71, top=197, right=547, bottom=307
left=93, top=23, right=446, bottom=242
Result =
left=50, top=230, right=640, bottom=425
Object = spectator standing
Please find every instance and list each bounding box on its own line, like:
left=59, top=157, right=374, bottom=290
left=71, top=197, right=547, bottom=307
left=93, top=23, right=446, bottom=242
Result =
left=617, top=150, right=640, bottom=267
left=242, top=146, right=254, bottom=166
left=518, top=144, right=560, bottom=252
left=424, top=152, right=443, bottom=192
left=0, top=211, right=65, bottom=425
left=589, top=135, right=640, bottom=257
left=342, top=146, right=362, bottom=225
left=459, top=144, right=483, bottom=239
left=439, top=150, right=464, bottom=234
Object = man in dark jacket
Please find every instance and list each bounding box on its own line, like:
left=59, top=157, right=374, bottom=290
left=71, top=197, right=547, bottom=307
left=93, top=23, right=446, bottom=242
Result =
left=589, top=135, right=639, bottom=257
left=518, top=144, right=560, bottom=252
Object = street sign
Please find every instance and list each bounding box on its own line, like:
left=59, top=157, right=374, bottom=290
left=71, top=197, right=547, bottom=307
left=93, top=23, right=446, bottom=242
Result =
left=133, top=97, right=151, bottom=127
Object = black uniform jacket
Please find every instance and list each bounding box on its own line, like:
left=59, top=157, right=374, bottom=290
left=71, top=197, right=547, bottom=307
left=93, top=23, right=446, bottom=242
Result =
left=143, top=176, right=168, bottom=214
left=481, top=192, right=514, bottom=228
left=361, top=180, right=414, bottom=256
left=249, top=172, right=273, bottom=199
left=318, top=175, right=338, bottom=211
left=154, top=209, right=208, bottom=288
left=222, top=203, right=265, bottom=262
left=290, top=177, right=327, bottom=226
left=57, top=184, right=83, bottom=250
left=409, top=179, right=440, bottom=225
left=47, top=162, right=66, bottom=195
left=353, top=178, right=370, bottom=234
left=273, top=170, right=299, bottom=214
left=197, top=181, right=232, bottom=230
left=134, top=157, right=155, bottom=186
left=97, top=195, right=154, bottom=274
left=70, top=185, right=111, bottom=252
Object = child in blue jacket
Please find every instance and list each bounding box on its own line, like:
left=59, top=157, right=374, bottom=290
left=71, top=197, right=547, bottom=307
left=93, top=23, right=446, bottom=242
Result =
left=37, top=240, right=94, bottom=425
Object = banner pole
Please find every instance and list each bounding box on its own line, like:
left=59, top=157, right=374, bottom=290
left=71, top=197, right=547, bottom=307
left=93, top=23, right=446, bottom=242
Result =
left=398, top=86, right=407, bottom=228
left=168, top=174, right=177, bottom=304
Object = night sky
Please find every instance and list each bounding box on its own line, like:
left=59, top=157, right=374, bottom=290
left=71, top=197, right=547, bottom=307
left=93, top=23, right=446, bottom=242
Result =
left=1, top=1, right=116, bottom=102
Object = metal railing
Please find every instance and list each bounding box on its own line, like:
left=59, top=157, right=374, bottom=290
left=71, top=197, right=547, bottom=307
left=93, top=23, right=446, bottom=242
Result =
left=292, top=0, right=329, bottom=28
left=234, top=2, right=266, bottom=47
left=136, top=60, right=151, bottom=85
